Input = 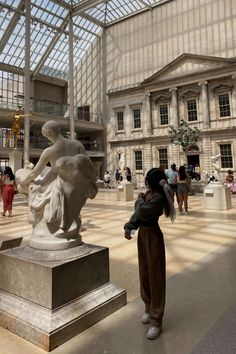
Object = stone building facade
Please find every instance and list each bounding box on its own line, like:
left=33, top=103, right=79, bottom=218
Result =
left=107, top=54, right=236, bottom=187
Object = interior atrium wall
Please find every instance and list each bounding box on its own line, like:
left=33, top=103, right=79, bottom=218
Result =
left=74, top=39, right=103, bottom=121
left=106, top=0, right=236, bottom=90
left=74, top=0, right=236, bottom=122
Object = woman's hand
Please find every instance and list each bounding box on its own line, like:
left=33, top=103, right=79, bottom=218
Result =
left=138, top=192, right=145, bottom=199
left=124, top=228, right=132, bottom=240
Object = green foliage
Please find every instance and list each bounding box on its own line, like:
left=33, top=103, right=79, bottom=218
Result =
left=168, top=119, right=200, bottom=152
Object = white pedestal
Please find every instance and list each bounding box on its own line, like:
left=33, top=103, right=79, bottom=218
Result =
left=204, top=182, right=232, bottom=210
left=8, top=149, right=23, bottom=173
left=117, top=182, right=134, bottom=201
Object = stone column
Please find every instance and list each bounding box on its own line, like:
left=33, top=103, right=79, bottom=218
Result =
left=231, top=74, right=236, bottom=119
left=24, top=0, right=31, bottom=162
left=169, top=87, right=178, bottom=126
left=202, top=136, right=212, bottom=175
left=126, top=147, right=131, bottom=171
left=95, top=161, right=102, bottom=180
left=9, top=150, right=23, bottom=173
left=145, top=143, right=153, bottom=173
left=198, top=81, right=210, bottom=129
left=69, top=13, right=75, bottom=139
left=144, top=93, right=153, bottom=136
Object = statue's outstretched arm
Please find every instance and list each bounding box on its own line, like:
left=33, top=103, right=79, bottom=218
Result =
left=21, top=149, right=50, bottom=186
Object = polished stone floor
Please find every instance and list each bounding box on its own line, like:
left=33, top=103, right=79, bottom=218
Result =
left=0, top=189, right=236, bottom=354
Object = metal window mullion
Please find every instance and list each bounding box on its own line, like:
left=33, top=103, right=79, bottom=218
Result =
left=24, top=0, right=31, bottom=162
left=32, top=14, right=70, bottom=77
left=73, top=20, right=100, bottom=37
left=79, top=11, right=105, bottom=28
left=68, top=12, right=75, bottom=139
left=0, top=0, right=25, bottom=53
left=32, top=2, right=64, bottom=22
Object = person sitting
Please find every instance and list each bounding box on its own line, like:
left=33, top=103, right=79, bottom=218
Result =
left=225, top=169, right=236, bottom=193
left=104, top=171, right=111, bottom=188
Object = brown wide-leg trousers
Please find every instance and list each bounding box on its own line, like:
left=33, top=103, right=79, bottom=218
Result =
left=137, top=224, right=166, bottom=327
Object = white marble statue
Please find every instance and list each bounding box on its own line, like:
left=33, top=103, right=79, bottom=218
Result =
left=118, top=149, right=126, bottom=176
left=16, top=120, right=98, bottom=250
left=210, top=153, right=223, bottom=183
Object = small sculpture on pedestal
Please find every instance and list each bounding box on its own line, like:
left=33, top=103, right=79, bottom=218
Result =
left=210, top=154, right=223, bottom=183
left=6, top=108, right=31, bottom=147
left=16, top=120, right=98, bottom=250
left=118, top=149, right=126, bottom=178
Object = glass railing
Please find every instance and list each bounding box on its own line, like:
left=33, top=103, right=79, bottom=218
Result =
left=79, top=140, right=104, bottom=151
left=0, top=129, right=103, bottom=151
left=33, top=100, right=68, bottom=117
left=0, top=99, right=104, bottom=124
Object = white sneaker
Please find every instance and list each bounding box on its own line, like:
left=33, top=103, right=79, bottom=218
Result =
left=147, top=326, right=162, bottom=340
left=142, top=313, right=150, bottom=324
left=183, top=211, right=188, bottom=215
left=178, top=211, right=183, bottom=215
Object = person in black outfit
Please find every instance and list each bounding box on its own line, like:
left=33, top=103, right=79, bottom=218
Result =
left=124, top=168, right=175, bottom=340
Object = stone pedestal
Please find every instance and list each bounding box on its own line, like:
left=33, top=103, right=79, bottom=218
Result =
left=117, top=182, right=134, bottom=201
left=8, top=149, right=23, bottom=173
left=204, top=182, right=232, bottom=210
left=0, top=243, right=127, bottom=351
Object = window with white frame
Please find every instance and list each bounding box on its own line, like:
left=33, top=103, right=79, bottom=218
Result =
left=159, top=103, right=169, bottom=125
left=116, top=111, right=124, bottom=131
left=220, top=144, right=233, bottom=168
left=187, top=99, right=198, bottom=121
left=134, top=150, right=143, bottom=170
left=159, top=148, right=168, bottom=169
left=133, top=108, right=141, bottom=129
left=218, top=93, right=231, bottom=117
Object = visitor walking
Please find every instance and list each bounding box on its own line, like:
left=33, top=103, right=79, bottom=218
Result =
left=124, top=168, right=175, bottom=340
left=1, top=166, right=16, bottom=217
left=165, top=163, right=179, bottom=203
left=177, top=165, right=189, bottom=215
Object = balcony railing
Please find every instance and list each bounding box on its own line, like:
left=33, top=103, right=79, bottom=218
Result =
left=33, top=100, right=68, bottom=117
left=0, top=129, right=103, bottom=152
left=0, top=98, right=104, bottom=124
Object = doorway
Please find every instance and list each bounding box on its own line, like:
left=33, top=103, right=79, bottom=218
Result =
left=187, top=154, right=200, bottom=179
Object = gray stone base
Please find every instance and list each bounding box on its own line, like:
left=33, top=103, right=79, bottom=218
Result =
left=0, top=283, right=126, bottom=351
left=0, top=244, right=127, bottom=351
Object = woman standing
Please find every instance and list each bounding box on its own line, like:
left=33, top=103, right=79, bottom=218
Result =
left=1, top=166, right=16, bottom=217
left=124, top=168, right=175, bottom=340
left=225, top=169, right=236, bottom=193
left=125, top=167, right=132, bottom=182
left=177, top=165, right=189, bottom=215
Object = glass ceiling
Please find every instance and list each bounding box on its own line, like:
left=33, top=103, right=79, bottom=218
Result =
left=0, top=0, right=168, bottom=80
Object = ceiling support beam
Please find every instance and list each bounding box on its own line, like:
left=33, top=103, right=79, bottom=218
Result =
left=0, top=0, right=25, bottom=53
left=73, top=0, right=105, bottom=16
left=138, top=0, right=152, bottom=10
left=51, top=0, right=72, bottom=10
left=32, top=14, right=70, bottom=78
left=79, top=12, right=105, bottom=28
